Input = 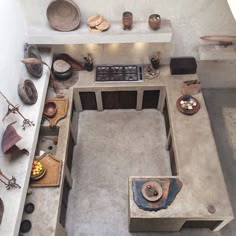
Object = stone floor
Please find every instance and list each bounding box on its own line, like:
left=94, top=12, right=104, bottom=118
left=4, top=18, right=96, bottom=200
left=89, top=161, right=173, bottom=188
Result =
left=66, top=90, right=236, bottom=235
left=66, top=110, right=171, bottom=236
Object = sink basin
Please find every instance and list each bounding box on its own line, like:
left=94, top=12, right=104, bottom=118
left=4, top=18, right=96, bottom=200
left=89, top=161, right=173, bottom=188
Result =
left=36, top=126, right=59, bottom=156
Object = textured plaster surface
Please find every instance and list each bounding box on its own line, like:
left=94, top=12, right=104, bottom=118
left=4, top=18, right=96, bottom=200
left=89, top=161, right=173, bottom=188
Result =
left=22, top=0, right=236, bottom=57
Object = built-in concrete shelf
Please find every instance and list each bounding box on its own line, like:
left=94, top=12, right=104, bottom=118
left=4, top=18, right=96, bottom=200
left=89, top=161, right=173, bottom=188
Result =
left=27, top=20, right=172, bottom=45
left=199, top=44, right=236, bottom=60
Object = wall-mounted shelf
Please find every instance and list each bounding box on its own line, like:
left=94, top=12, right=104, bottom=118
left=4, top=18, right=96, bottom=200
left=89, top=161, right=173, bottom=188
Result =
left=27, top=20, right=172, bottom=45
left=199, top=45, right=236, bottom=60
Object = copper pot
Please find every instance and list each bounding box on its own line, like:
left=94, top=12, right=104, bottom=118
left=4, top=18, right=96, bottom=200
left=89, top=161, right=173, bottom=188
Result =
left=149, top=14, right=161, bottom=30
left=123, top=11, right=133, bottom=30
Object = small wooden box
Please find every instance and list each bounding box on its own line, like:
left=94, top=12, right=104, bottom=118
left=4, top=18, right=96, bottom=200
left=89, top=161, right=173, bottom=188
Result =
left=170, top=57, right=197, bottom=75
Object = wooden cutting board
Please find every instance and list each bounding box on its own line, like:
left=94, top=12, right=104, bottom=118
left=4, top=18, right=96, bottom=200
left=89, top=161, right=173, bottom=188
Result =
left=44, top=97, right=68, bottom=127
left=30, top=152, right=62, bottom=187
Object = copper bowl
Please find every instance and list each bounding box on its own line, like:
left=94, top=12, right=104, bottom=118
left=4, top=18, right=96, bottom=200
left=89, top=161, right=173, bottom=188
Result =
left=149, top=14, right=161, bottom=30
left=43, top=102, right=57, bottom=118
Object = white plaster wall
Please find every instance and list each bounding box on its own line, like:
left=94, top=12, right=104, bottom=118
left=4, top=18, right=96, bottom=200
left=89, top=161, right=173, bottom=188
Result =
left=22, top=0, right=236, bottom=57
left=0, top=1, right=27, bottom=157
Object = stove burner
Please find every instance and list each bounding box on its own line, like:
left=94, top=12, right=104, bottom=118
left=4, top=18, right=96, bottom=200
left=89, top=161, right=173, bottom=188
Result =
left=96, top=65, right=144, bottom=82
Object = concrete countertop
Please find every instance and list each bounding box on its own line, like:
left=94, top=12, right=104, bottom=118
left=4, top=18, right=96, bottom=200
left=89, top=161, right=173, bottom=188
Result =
left=22, top=88, right=73, bottom=236
left=71, top=65, right=233, bottom=226
left=0, top=49, right=53, bottom=236
left=129, top=67, right=234, bottom=230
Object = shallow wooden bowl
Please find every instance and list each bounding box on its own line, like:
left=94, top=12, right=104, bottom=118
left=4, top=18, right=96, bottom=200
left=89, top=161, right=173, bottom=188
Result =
left=87, top=15, right=103, bottom=27
left=43, top=101, right=57, bottom=118
left=47, top=0, right=81, bottom=31
left=96, top=19, right=110, bottom=32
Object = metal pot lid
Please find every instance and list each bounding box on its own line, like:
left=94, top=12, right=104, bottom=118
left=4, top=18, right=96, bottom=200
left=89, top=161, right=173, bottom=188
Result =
left=47, top=0, right=81, bottom=31
left=1, top=122, right=22, bottom=153
left=24, top=44, right=43, bottom=78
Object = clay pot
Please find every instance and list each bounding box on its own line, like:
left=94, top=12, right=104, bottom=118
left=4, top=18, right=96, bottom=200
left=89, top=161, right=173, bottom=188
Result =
left=149, top=14, right=161, bottom=30
left=123, top=12, right=133, bottom=30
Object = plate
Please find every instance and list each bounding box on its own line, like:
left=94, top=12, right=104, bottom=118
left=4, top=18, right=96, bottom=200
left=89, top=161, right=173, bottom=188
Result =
left=96, top=19, right=110, bottom=32
left=176, top=95, right=200, bottom=115
left=47, top=0, right=81, bottom=31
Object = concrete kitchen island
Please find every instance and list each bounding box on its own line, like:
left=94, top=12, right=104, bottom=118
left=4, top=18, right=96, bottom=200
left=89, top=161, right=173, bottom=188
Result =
left=72, top=65, right=234, bottom=232
left=128, top=68, right=234, bottom=232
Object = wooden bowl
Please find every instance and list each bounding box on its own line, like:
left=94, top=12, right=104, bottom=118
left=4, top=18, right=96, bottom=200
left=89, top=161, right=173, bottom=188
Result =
left=87, top=15, right=103, bottom=27
left=149, top=14, right=161, bottom=30
left=96, top=19, right=110, bottom=32
left=47, top=0, right=81, bottom=31
left=43, top=101, right=57, bottom=118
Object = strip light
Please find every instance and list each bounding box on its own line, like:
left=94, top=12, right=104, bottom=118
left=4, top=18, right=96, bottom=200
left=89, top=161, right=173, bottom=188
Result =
left=228, top=0, right=236, bottom=20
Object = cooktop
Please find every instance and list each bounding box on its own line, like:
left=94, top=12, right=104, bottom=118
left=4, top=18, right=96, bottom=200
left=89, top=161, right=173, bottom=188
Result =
left=95, top=65, right=144, bottom=82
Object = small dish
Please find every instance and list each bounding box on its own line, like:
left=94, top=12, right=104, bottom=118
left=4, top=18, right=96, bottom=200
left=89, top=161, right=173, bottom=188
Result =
left=96, top=19, right=110, bottom=32
left=176, top=95, right=200, bottom=115
left=31, top=168, right=47, bottom=180
left=31, top=160, right=47, bottom=180
left=43, top=102, right=57, bottom=118
left=87, top=15, right=103, bottom=27
left=141, top=181, right=163, bottom=202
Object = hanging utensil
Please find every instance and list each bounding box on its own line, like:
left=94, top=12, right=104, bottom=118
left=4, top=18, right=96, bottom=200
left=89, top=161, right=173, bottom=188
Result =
left=1, top=121, right=29, bottom=155
left=0, top=91, right=34, bottom=129
left=0, top=169, right=21, bottom=190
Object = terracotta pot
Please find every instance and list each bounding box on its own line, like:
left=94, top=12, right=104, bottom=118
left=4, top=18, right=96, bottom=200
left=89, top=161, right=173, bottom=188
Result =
left=123, top=11, right=133, bottom=30
left=149, top=14, right=161, bottom=30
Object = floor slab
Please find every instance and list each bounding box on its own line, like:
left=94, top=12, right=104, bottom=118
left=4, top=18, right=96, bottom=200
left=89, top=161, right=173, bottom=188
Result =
left=66, top=110, right=171, bottom=236
left=66, top=94, right=236, bottom=236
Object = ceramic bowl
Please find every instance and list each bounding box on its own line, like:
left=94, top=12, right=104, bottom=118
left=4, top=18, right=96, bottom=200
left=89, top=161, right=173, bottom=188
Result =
left=149, top=14, right=161, bottom=30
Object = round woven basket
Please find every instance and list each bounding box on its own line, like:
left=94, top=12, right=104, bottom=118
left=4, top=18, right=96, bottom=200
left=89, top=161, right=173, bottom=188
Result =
left=47, top=0, right=81, bottom=31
